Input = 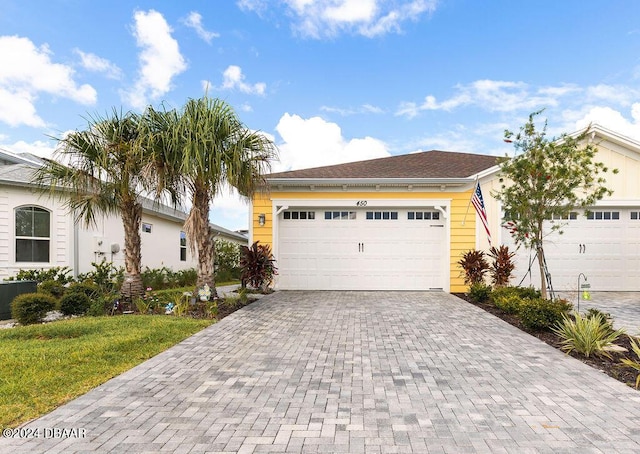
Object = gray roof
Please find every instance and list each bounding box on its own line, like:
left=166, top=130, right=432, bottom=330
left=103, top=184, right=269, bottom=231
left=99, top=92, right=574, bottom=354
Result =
left=0, top=163, right=35, bottom=185
left=268, top=150, right=499, bottom=180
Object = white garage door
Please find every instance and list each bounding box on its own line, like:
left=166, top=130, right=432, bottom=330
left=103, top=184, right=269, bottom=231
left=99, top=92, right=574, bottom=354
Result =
left=277, top=207, right=447, bottom=290
left=505, top=208, right=640, bottom=291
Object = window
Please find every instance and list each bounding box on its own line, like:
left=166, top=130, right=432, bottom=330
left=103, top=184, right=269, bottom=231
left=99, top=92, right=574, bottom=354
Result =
left=366, top=211, right=398, bottom=220
left=180, top=231, right=187, bottom=262
left=631, top=211, right=640, bottom=220
left=324, top=211, right=356, bottom=220
left=551, top=212, right=578, bottom=220
left=15, top=206, right=50, bottom=262
left=586, top=211, right=619, bottom=220
left=142, top=223, right=152, bottom=233
left=283, top=211, right=315, bottom=220
left=407, top=211, right=440, bottom=220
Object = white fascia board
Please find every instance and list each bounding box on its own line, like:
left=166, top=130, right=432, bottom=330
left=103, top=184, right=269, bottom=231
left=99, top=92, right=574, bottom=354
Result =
left=468, top=164, right=502, bottom=181
left=266, top=177, right=472, bottom=187
left=271, top=198, right=452, bottom=209
left=567, top=124, right=640, bottom=151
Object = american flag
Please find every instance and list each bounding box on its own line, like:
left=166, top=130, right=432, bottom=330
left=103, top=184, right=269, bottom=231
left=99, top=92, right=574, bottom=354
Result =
left=472, top=181, right=492, bottom=245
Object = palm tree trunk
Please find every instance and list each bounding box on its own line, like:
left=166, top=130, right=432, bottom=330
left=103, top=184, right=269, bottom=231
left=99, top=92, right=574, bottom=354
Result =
left=193, top=190, right=218, bottom=299
left=120, top=200, right=145, bottom=299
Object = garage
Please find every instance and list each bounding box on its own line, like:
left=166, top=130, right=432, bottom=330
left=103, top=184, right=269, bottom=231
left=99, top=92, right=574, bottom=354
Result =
left=276, top=206, right=448, bottom=290
left=506, top=207, right=640, bottom=292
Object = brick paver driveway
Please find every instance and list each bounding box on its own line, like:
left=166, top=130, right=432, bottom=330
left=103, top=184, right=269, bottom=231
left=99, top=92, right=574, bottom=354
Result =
left=2, top=291, right=640, bottom=453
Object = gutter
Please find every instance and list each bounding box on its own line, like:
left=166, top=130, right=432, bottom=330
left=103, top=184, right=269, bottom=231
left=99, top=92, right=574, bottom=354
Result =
left=266, top=177, right=473, bottom=187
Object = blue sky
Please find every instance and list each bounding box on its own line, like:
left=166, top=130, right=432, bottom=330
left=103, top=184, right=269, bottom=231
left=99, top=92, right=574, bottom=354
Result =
left=1, top=0, right=640, bottom=230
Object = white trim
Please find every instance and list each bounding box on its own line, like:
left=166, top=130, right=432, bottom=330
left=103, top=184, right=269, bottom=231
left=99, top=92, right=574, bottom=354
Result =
left=267, top=177, right=471, bottom=186
left=248, top=199, right=254, bottom=244
left=271, top=198, right=452, bottom=208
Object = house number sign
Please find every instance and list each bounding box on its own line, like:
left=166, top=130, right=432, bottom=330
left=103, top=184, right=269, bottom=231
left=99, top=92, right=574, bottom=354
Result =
left=356, top=200, right=367, bottom=206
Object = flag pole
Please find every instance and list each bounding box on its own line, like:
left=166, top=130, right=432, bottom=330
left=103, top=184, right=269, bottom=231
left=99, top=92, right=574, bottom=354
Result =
left=461, top=175, right=478, bottom=226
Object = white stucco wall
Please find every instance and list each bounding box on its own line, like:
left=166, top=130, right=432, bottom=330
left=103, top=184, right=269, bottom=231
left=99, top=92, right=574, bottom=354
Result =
left=0, top=184, right=198, bottom=279
left=75, top=211, right=197, bottom=275
left=0, top=186, right=73, bottom=279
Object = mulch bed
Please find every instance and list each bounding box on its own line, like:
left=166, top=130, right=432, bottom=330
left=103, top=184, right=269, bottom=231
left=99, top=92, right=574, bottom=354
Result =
left=452, top=293, right=639, bottom=389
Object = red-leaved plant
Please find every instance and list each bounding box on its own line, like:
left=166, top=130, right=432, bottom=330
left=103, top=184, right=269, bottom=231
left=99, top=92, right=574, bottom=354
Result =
left=240, top=241, right=277, bottom=292
left=458, top=249, right=489, bottom=285
left=488, top=245, right=515, bottom=287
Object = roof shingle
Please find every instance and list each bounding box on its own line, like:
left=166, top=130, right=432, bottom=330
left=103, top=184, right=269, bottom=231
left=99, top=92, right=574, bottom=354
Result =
left=267, top=150, right=498, bottom=180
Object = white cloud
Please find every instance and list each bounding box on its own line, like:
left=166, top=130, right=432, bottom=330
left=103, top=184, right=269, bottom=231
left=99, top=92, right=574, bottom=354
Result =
left=574, top=105, right=640, bottom=143
left=585, top=84, right=640, bottom=106
left=396, top=80, right=575, bottom=118
left=273, top=113, right=389, bottom=172
left=0, top=138, right=57, bottom=159
left=182, top=11, right=219, bottom=44
left=0, top=88, right=44, bottom=127
left=0, top=35, right=97, bottom=127
left=74, top=49, right=122, bottom=79
left=124, top=10, right=187, bottom=110
left=320, top=103, right=384, bottom=115
left=239, top=0, right=437, bottom=38
left=219, top=65, right=266, bottom=95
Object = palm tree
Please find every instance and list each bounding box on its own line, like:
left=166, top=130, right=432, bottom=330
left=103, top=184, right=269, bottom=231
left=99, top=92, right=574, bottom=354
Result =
left=33, top=109, right=149, bottom=299
left=144, top=97, right=277, bottom=297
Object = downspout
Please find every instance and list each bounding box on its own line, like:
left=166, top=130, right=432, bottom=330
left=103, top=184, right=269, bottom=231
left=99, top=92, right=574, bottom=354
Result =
left=73, top=222, right=79, bottom=279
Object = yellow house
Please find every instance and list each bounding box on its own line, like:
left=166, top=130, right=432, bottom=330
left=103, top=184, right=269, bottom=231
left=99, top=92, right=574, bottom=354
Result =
left=251, top=150, right=499, bottom=293
left=252, top=124, right=640, bottom=293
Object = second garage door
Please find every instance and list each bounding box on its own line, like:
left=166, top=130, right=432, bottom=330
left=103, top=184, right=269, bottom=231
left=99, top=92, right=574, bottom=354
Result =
left=505, top=208, right=640, bottom=291
left=277, top=207, right=447, bottom=290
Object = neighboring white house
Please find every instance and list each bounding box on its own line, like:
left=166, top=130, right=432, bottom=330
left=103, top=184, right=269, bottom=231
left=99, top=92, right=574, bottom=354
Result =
left=0, top=149, right=248, bottom=280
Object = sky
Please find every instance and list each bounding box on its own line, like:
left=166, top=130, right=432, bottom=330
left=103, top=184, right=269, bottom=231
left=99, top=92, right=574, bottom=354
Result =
left=1, top=0, right=640, bottom=230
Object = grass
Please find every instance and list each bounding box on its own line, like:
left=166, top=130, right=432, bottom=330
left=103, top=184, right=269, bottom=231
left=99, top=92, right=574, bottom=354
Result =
left=0, top=316, right=213, bottom=430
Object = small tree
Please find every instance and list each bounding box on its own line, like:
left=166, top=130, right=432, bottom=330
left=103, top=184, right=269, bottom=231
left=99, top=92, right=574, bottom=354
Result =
left=495, top=111, right=616, bottom=298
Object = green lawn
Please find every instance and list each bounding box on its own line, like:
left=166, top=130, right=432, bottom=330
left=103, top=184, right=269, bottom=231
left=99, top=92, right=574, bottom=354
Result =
left=0, top=316, right=213, bottom=430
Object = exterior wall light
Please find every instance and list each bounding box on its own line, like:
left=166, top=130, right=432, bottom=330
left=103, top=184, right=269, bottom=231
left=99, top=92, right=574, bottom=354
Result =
left=258, top=213, right=266, bottom=226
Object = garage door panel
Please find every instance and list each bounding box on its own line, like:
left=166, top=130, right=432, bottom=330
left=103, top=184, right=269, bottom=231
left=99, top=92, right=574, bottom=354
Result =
left=507, top=208, right=640, bottom=292
left=277, top=207, right=446, bottom=290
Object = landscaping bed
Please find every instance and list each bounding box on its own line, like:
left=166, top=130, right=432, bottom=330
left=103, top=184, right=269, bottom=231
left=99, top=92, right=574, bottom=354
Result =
left=453, top=292, right=639, bottom=389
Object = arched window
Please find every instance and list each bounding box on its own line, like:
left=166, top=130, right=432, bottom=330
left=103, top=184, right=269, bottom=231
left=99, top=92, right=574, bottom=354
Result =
left=15, top=206, right=50, bottom=262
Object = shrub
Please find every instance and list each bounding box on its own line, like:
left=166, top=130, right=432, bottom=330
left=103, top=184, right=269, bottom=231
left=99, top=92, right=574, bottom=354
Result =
left=142, top=266, right=171, bottom=291
left=67, top=281, right=100, bottom=299
left=8, top=266, right=73, bottom=284
left=466, top=283, right=492, bottom=303
left=11, top=292, right=57, bottom=325
left=174, top=268, right=197, bottom=288
left=59, top=292, right=90, bottom=316
left=38, top=279, right=66, bottom=299
left=488, top=245, right=515, bottom=287
left=215, top=239, right=241, bottom=281
left=518, top=298, right=573, bottom=331
left=621, top=336, right=640, bottom=389
left=493, top=294, right=523, bottom=315
left=490, top=286, right=540, bottom=314
left=86, top=293, right=118, bottom=317
left=240, top=241, right=277, bottom=291
left=77, top=260, right=124, bottom=293
left=553, top=311, right=625, bottom=358
left=458, top=250, right=489, bottom=285
left=492, top=286, right=541, bottom=300
left=512, top=286, right=542, bottom=300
